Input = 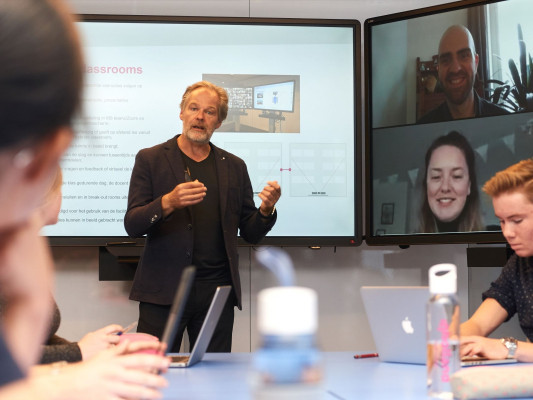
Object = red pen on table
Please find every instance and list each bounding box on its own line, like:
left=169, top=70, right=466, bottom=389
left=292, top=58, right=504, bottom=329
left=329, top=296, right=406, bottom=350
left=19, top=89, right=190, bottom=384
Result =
left=353, top=353, right=379, bottom=359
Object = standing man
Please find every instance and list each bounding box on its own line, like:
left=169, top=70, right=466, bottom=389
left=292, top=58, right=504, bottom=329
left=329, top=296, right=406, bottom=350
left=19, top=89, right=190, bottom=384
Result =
left=417, top=25, right=508, bottom=124
left=125, top=81, right=281, bottom=352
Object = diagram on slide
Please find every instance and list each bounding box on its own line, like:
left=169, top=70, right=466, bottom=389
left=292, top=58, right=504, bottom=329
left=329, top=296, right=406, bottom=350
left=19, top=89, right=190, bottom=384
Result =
left=222, top=142, right=283, bottom=194
left=290, top=143, right=346, bottom=197
left=222, top=142, right=347, bottom=198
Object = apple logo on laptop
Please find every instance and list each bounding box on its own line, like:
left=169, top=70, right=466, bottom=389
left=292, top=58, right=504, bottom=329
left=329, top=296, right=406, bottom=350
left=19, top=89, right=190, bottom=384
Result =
left=401, top=317, right=414, bottom=334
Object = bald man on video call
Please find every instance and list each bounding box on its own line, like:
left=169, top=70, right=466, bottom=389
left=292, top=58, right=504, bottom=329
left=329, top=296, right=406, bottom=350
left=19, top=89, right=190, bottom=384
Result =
left=417, top=24, right=508, bottom=124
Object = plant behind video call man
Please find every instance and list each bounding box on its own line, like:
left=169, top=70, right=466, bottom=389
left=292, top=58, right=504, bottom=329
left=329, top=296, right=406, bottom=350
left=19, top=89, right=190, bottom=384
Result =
left=125, top=81, right=281, bottom=353
left=417, top=24, right=509, bottom=124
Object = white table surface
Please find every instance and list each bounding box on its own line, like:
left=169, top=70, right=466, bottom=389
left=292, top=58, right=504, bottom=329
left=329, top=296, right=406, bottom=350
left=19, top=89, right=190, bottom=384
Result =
left=162, top=351, right=508, bottom=400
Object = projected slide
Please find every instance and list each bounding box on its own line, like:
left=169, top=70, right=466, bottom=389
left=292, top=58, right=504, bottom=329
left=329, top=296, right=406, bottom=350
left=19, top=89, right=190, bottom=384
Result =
left=205, top=74, right=300, bottom=133
left=43, top=20, right=357, bottom=241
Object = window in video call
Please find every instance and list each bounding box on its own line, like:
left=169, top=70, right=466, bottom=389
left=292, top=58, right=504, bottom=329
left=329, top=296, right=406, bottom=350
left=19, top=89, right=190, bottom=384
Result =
left=365, top=0, right=533, bottom=245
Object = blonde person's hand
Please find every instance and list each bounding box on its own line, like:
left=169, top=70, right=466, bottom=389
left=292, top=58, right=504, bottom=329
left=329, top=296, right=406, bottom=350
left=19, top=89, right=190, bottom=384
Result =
left=33, top=340, right=171, bottom=400
left=78, top=324, right=123, bottom=360
left=461, top=335, right=509, bottom=360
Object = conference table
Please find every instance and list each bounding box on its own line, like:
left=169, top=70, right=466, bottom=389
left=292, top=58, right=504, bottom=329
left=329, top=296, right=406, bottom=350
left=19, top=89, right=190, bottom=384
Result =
left=160, top=351, right=533, bottom=399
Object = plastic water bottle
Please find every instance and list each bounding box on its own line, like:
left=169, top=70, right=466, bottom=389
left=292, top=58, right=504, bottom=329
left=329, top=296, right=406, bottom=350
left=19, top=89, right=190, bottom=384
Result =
left=427, top=263, right=461, bottom=399
left=251, top=286, right=323, bottom=400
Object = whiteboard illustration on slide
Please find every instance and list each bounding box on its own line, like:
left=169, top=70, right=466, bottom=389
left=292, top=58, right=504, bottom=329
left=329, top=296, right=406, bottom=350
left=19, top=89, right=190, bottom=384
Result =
left=290, top=143, right=346, bottom=197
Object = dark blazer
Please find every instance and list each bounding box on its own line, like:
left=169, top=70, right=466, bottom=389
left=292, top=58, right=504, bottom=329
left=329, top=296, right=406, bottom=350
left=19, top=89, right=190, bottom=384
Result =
left=125, top=135, right=276, bottom=309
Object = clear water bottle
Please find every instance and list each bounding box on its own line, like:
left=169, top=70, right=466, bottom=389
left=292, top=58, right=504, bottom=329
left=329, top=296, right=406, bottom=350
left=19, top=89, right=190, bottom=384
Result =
left=427, top=263, right=461, bottom=399
left=251, top=286, right=323, bottom=400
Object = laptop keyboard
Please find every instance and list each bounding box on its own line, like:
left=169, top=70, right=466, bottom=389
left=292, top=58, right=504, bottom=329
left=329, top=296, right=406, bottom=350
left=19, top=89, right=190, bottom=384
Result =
left=171, top=355, right=190, bottom=363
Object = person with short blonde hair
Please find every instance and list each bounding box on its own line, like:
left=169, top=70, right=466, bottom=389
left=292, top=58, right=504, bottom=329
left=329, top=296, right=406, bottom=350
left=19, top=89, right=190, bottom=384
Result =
left=482, top=159, right=533, bottom=201
left=460, top=158, right=533, bottom=363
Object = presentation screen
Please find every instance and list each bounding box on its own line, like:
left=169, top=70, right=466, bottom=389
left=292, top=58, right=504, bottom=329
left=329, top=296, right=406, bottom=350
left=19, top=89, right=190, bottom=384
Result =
left=364, top=0, right=533, bottom=245
left=44, top=15, right=362, bottom=247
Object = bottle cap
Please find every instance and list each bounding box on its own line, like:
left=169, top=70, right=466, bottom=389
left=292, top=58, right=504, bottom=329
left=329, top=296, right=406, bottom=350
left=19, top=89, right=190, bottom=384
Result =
left=429, top=263, right=457, bottom=294
left=257, top=286, right=317, bottom=335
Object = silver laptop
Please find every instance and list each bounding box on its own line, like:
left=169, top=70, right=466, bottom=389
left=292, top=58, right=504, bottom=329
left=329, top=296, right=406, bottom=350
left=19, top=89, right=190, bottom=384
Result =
left=166, top=285, right=231, bottom=368
left=360, top=286, right=518, bottom=367
left=360, top=286, right=429, bottom=364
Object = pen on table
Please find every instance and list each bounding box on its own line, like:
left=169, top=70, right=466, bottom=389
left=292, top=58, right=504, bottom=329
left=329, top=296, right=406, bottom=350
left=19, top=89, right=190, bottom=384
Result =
left=353, top=353, right=379, bottom=359
left=117, top=321, right=138, bottom=336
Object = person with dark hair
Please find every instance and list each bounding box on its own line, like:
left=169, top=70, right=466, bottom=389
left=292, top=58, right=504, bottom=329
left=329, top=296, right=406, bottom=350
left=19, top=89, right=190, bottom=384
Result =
left=0, top=0, right=170, bottom=398
left=0, top=170, right=124, bottom=365
left=417, top=25, right=508, bottom=124
left=0, top=0, right=84, bottom=381
left=125, top=80, right=281, bottom=353
left=461, top=159, right=533, bottom=362
left=418, top=131, right=484, bottom=233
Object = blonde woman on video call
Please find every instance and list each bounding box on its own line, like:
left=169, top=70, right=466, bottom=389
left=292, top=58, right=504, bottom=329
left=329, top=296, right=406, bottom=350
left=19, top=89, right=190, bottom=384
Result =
left=460, top=159, right=533, bottom=362
left=418, top=131, right=484, bottom=233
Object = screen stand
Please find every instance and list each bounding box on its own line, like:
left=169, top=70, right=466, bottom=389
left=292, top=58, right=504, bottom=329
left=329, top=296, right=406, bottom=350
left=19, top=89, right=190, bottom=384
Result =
left=258, top=111, right=285, bottom=132
left=98, top=243, right=142, bottom=281
left=466, top=243, right=512, bottom=268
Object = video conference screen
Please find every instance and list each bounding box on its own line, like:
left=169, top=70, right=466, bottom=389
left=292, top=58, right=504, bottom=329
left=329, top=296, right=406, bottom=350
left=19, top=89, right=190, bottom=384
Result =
left=365, top=0, right=533, bottom=245
left=44, top=16, right=362, bottom=246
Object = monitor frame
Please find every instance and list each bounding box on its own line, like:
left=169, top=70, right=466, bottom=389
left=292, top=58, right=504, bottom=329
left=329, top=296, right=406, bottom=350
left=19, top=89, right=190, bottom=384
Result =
left=48, top=14, right=363, bottom=248
left=363, top=0, right=516, bottom=246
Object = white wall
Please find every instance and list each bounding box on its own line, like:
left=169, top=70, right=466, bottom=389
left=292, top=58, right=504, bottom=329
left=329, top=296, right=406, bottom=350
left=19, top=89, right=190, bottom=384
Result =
left=53, top=242, right=471, bottom=353
left=53, top=0, right=524, bottom=352
left=69, top=0, right=453, bottom=19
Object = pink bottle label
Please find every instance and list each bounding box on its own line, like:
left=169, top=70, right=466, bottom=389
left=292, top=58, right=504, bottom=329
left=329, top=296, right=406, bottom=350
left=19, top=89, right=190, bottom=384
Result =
left=437, top=318, right=451, bottom=382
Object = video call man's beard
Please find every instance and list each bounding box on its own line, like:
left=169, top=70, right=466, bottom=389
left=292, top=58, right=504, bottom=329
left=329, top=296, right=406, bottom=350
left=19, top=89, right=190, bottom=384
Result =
left=441, top=73, right=475, bottom=106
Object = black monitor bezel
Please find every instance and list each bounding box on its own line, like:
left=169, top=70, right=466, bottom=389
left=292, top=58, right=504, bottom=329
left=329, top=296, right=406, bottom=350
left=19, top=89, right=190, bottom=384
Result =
left=48, top=14, right=362, bottom=247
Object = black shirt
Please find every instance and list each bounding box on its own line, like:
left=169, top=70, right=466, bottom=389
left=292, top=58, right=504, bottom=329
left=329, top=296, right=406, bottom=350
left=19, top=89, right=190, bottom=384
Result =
left=417, top=92, right=510, bottom=124
left=482, top=254, right=533, bottom=341
left=182, top=150, right=231, bottom=283
left=435, top=218, right=459, bottom=233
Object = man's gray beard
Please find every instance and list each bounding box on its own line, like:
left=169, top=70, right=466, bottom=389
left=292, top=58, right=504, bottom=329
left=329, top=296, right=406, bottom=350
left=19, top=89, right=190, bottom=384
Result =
left=183, top=129, right=212, bottom=144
